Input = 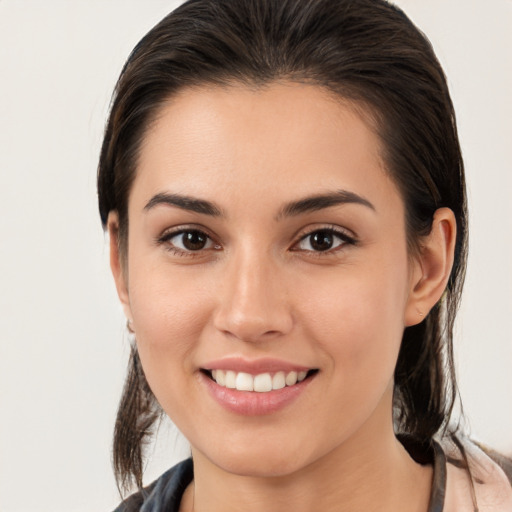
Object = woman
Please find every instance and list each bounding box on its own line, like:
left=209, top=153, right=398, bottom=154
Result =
left=97, top=0, right=512, bottom=510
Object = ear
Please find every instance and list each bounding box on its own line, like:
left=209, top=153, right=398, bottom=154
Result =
left=107, top=211, right=133, bottom=324
left=405, top=207, right=456, bottom=327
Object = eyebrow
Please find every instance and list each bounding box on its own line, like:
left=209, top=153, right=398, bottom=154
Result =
left=143, top=189, right=375, bottom=219
left=144, top=192, right=223, bottom=216
left=277, top=190, right=375, bottom=219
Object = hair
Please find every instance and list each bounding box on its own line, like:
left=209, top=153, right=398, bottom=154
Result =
left=97, top=0, right=468, bottom=494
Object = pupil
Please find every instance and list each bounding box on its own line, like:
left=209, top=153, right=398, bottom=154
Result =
left=311, top=231, right=333, bottom=251
left=183, top=231, right=207, bottom=250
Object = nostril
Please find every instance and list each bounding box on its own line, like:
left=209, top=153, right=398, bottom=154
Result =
left=215, top=316, right=291, bottom=343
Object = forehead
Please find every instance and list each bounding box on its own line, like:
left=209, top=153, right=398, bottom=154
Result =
left=133, top=82, right=401, bottom=215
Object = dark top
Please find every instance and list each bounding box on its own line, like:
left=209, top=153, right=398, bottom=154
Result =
left=114, top=458, right=193, bottom=512
left=113, top=437, right=449, bottom=512
left=114, top=435, right=512, bottom=512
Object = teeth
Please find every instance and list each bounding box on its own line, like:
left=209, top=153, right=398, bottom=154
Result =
left=235, top=372, right=254, bottom=391
left=215, top=369, right=225, bottom=386
left=272, top=371, right=286, bottom=390
left=225, top=370, right=236, bottom=389
left=210, top=369, right=310, bottom=392
left=285, top=371, right=298, bottom=386
left=254, top=373, right=272, bottom=392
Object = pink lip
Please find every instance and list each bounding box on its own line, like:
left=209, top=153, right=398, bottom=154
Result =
left=202, top=356, right=311, bottom=375
left=198, top=357, right=316, bottom=416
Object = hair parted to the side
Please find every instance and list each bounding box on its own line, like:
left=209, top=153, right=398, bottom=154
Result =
left=98, top=0, right=468, bottom=494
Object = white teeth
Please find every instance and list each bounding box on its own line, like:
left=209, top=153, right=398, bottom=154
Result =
left=225, top=370, right=236, bottom=389
left=235, top=372, right=254, bottom=391
left=253, top=373, right=272, bottom=392
left=215, top=369, right=226, bottom=386
left=285, top=371, right=298, bottom=386
left=210, top=369, right=309, bottom=392
left=272, top=371, right=286, bottom=390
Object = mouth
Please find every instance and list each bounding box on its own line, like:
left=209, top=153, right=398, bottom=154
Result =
left=202, top=368, right=319, bottom=393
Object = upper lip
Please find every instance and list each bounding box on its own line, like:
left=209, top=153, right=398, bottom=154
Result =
left=202, top=357, right=313, bottom=375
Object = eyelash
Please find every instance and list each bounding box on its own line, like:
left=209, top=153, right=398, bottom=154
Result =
left=157, top=227, right=220, bottom=258
left=291, top=226, right=357, bottom=255
left=156, top=225, right=357, bottom=258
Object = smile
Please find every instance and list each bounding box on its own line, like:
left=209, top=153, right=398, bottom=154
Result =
left=201, top=368, right=318, bottom=415
left=199, top=358, right=318, bottom=415
left=208, top=369, right=311, bottom=392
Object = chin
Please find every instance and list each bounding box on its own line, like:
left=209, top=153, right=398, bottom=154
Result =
left=214, top=453, right=307, bottom=478
left=193, top=433, right=324, bottom=479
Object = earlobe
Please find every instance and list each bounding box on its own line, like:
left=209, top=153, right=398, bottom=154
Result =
left=405, top=208, right=456, bottom=327
left=107, top=212, right=133, bottom=323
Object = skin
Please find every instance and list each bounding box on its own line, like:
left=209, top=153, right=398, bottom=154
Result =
left=109, top=82, right=456, bottom=512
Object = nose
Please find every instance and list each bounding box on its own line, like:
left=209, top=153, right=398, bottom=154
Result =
left=213, top=250, right=293, bottom=343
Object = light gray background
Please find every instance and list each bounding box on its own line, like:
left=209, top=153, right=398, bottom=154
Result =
left=0, top=1, right=510, bottom=511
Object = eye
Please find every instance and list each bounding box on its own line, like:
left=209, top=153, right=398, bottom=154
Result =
left=294, top=228, right=355, bottom=252
left=160, top=229, right=218, bottom=253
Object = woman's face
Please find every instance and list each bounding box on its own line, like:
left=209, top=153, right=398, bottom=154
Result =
left=112, top=83, right=424, bottom=477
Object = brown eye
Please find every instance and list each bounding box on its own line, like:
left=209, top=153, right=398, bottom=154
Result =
left=163, top=229, right=216, bottom=252
left=309, top=231, right=335, bottom=251
left=295, top=228, right=355, bottom=253
left=181, top=230, right=209, bottom=250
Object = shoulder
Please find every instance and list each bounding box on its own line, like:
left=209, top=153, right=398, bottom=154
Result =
left=112, top=458, right=193, bottom=512
left=441, top=436, right=512, bottom=512
left=474, top=441, right=512, bottom=485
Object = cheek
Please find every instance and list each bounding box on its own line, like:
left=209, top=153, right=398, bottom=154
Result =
left=126, top=254, right=213, bottom=382
left=296, top=254, right=409, bottom=378
left=127, top=269, right=217, bottom=426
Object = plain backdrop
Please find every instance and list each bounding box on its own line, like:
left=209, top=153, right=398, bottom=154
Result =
left=0, top=1, right=510, bottom=511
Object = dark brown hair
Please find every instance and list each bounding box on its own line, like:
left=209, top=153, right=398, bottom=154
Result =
left=98, top=0, right=468, bottom=494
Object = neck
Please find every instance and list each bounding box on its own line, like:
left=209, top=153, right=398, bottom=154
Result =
left=181, top=389, right=432, bottom=512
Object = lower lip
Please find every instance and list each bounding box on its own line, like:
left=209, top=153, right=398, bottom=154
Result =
left=200, top=372, right=314, bottom=416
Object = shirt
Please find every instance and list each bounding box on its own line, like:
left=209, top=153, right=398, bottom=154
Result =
left=113, top=437, right=512, bottom=512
